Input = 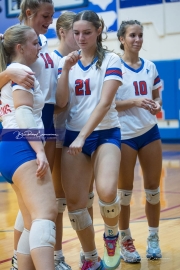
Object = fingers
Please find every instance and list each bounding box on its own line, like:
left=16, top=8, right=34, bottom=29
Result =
left=67, top=146, right=82, bottom=156
left=36, top=160, right=49, bottom=178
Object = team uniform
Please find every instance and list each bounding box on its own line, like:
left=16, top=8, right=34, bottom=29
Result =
left=116, top=58, right=162, bottom=149
left=58, top=51, right=123, bottom=155
left=0, top=63, right=44, bottom=183
left=31, top=35, right=56, bottom=137
left=50, top=50, right=68, bottom=147
left=116, top=58, right=162, bottom=263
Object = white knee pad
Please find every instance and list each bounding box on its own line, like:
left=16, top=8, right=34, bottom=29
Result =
left=29, top=219, right=56, bottom=251
left=17, top=228, right=30, bottom=255
left=56, top=198, right=66, bottom=213
left=68, top=208, right=92, bottom=231
left=99, top=196, right=120, bottom=218
left=14, top=210, right=24, bottom=232
left=117, top=189, right=132, bottom=206
left=145, top=187, right=160, bottom=205
left=87, top=191, right=94, bottom=209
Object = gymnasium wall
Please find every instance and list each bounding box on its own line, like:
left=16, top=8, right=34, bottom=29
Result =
left=0, top=0, right=180, bottom=141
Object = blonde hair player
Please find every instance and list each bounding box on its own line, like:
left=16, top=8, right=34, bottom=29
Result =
left=0, top=24, right=57, bottom=270
left=56, top=10, right=123, bottom=270
left=0, top=1, right=56, bottom=269
left=116, top=20, right=162, bottom=263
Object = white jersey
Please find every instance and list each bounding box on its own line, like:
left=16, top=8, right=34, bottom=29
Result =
left=30, top=34, right=55, bottom=104
left=0, top=63, right=44, bottom=129
left=58, top=52, right=123, bottom=131
left=50, top=50, right=69, bottom=129
left=50, top=50, right=69, bottom=147
left=116, top=58, right=162, bottom=140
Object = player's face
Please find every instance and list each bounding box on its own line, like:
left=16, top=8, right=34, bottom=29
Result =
left=73, top=20, right=101, bottom=51
left=121, top=24, right=143, bottom=53
left=27, top=3, right=54, bottom=35
left=22, top=30, right=41, bottom=65
left=65, top=28, right=79, bottom=51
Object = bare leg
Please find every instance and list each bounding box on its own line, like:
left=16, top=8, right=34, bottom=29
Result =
left=12, top=160, right=57, bottom=270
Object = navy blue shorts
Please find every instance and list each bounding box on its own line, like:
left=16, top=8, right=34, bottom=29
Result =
left=42, top=103, right=56, bottom=141
left=64, top=127, right=121, bottom=156
left=121, top=124, right=161, bottom=151
left=0, top=133, right=36, bottom=184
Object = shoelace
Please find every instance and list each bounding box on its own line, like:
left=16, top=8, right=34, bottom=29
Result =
left=148, top=234, right=159, bottom=248
left=104, top=237, right=117, bottom=256
left=122, top=238, right=136, bottom=252
left=81, top=260, right=93, bottom=270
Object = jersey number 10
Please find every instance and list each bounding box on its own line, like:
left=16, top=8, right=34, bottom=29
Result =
left=133, top=81, right=147, bottom=96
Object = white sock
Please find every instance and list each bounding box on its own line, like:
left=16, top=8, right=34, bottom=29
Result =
left=13, top=250, right=17, bottom=258
left=119, top=228, right=131, bottom=240
left=105, top=223, right=118, bottom=237
left=54, top=250, right=63, bottom=261
left=148, top=226, right=159, bottom=236
left=84, top=249, right=98, bottom=263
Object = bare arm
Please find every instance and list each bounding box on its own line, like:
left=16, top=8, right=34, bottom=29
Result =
left=13, top=90, right=48, bottom=178
left=68, top=79, right=122, bottom=155
left=115, top=87, right=162, bottom=115
left=0, top=68, right=35, bottom=90
left=116, top=98, right=156, bottom=112
left=56, top=51, right=81, bottom=108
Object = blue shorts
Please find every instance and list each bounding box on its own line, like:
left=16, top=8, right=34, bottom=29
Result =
left=42, top=103, right=56, bottom=141
left=64, top=127, right=121, bottom=156
left=0, top=133, right=36, bottom=184
left=121, top=124, right=161, bottom=151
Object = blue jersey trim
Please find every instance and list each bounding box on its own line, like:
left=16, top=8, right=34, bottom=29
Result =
left=78, top=57, right=98, bottom=71
left=54, top=50, right=63, bottom=58
left=121, top=58, right=144, bottom=73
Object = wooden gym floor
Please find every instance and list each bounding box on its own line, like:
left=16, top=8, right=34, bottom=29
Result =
left=0, top=143, right=180, bottom=270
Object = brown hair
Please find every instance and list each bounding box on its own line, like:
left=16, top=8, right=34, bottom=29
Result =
left=117, top=20, right=143, bottom=50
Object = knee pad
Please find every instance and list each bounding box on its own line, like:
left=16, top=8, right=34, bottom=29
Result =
left=117, top=189, right=132, bottom=206
left=145, top=187, right=160, bottom=205
left=56, top=198, right=66, bottom=213
left=99, top=195, right=120, bottom=218
left=87, top=191, right=94, bottom=209
left=68, top=208, right=92, bottom=231
left=29, top=219, right=56, bottom=251
left=14, top=210, right=24, bottom=232
left=17, top=228, right=30, bottom=255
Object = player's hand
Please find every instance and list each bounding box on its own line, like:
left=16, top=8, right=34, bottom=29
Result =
left=8, top=68, right=35, bottom=89
left=63, top=51, right=81, bottom=70
left=67, top=135, right=85, bottom=155
left=134, top=98, right=156, bottom=110
left=148, top=101, right=161, bottom=115
left=36, top=151, right=49, bottom=178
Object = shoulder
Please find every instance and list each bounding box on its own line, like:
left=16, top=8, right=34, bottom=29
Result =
left=105, top=51, right=120, bottom=61
left=39, top=34, right=48, bottom=46
left=141, top=58, right=157, bottom=69
left=7, top=63, right=33, bottom=73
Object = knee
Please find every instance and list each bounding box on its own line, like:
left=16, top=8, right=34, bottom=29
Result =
left=117, top=189, right=132, bottom=206
left=99, top=195, right=120, bottom=219
left=68, top=208, right=92, bottom=231
left=29, top=219, right=56, bottom=251
left=145, top=187, right=160, bottom=205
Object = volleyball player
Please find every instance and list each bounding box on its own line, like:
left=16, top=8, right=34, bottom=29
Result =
left=56, top=10, right=122, bottom=270
left=116, top=20, right=162, bottom=263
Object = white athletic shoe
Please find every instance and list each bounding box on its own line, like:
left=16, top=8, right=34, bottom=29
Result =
left=146, top=233, right=162, bottom=259
left=120, top=236, right=141, bottom=263
left=54, top=256, right=72, bottom=270
left=10, top=255, right=18, bottom=270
